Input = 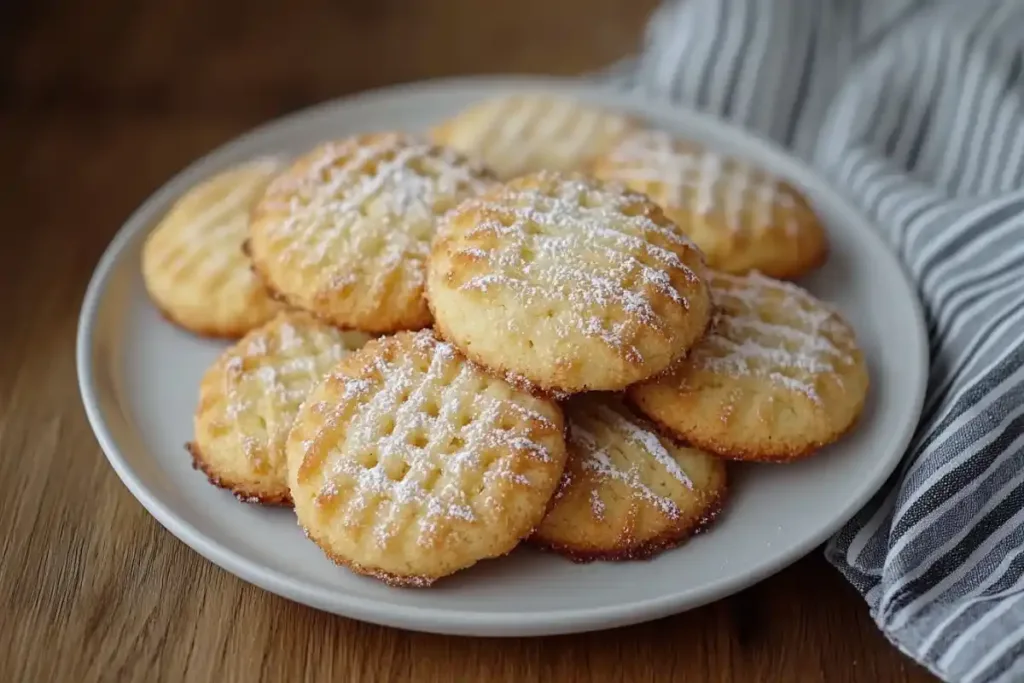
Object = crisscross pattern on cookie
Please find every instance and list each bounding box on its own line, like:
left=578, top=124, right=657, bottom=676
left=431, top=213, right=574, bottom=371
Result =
left=435, top=172, right=707, bottom=363
left=566, top=398, right=694, bottom=521
left=600, top=130, right=800, bottom=235
left=201, top=312, right=369, bottom=474
left=533, top=395, right=726, bottom=560
left=433, top=95, right=635, bottom=178
left=249, top=133, right=493, bottom=331
left=292, top=330, right=566, bottom=556
left=261, top=133, right=490, bottom=272
left=142, top=159, right=283, bottom=334
left=158, top=160, right=281, bottom=280
left=694, top=271, right=858, bottom=403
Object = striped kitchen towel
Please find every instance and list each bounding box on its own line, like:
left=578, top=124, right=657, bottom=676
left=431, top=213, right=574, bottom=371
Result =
left=603, top=1, right=1024, bottom=681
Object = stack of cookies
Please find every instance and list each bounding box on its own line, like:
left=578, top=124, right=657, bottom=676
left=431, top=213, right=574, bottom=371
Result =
left=142, top=94, right=869, bottom=588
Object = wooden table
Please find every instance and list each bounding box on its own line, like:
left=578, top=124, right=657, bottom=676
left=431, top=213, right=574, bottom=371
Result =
left=0, top=1, right=937, bottom=681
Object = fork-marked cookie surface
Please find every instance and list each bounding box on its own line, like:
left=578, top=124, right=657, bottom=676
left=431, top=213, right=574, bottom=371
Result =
left=628, top=271, right=868, bottom=462
left=286, top=329, right=568, bottom=587
left=533, top=394, right=727, bottom=561
left=142, top=159, right=284, bottom=338
left=189, top=310, right=371, bottom=504
left=248, top=133, right=494, bottom=333
left=430, top=93, right=638, bottom=179
left=590, top=130, right=827, bottom=279
left=427, top=171, right=712, bottom=395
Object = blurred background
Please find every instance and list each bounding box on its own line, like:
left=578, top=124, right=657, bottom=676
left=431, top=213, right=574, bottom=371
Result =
left=1, top=0, right=658, bottom=288
left=0, top=0, right=658, bottom=343
left=2, top=0, right=657, bottom=199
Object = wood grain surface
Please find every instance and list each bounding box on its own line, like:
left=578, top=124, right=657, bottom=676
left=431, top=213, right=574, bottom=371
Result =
left=0, top=1, right=937, bottom=681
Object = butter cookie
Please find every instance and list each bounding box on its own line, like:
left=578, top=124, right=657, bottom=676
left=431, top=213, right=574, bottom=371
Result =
left=286, top=329, right=567, bottom=587
left=188, top=310, right=371, bottom=503
left=628, top=271, right=868, bottom=462
left=430, top=94, right=637, bottom=179
left=142, top=159, right=284, bottom=338
left=427, top=171, right=711, bottom=396
left=533, top=394, right=727, bottom=561
left=248, top=133, right=494, bottom=333
left=590, top=130, right=827, bottom=279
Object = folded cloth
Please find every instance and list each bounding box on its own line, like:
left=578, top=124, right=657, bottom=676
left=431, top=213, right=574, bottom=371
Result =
left=601, top=1, right=1024, bottom=681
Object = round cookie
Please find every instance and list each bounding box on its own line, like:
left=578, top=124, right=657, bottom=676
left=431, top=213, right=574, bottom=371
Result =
left=627, top=271, right=868, bottom=462
left=286, top=329, right=568, bottom=587
left=248, top=133, right=494, bottom=334
left=533, top=394, right=727, bottom=562
left=589, top=129, right=828, bottom=279
left=426, top=170, right=712, bottom=396
left=430, top=93, right=639, bottom=180
left=188, top=310, right=372, bottom=504
left=141, top=158, right=284, bottom=338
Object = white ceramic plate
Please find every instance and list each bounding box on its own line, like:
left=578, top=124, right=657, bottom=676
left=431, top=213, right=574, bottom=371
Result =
left=77, top=75, right=928, bottom=637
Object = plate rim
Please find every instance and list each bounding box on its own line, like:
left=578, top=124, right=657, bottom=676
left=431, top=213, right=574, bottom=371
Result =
left=76, top=73, right=930, bottom=637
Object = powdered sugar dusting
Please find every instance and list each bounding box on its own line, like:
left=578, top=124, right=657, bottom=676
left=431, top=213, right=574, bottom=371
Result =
left=452, top=173, right=703, bottom=360
left=312, top=330, right=558, bottom=549
left=594, top=403, right=693, bottom=490
left=220, top=316, right=366, bottom=462
left=261, top=133, right=492, bottom=279
left=604, top=129, right=799, bottom=235
left=276, top=321, right=301, bottom=351
left=692, top=271, right=857, bottom=403
left=569, top=422, right=682, bottom=521
left=589, top=488, right=606, bottom=520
